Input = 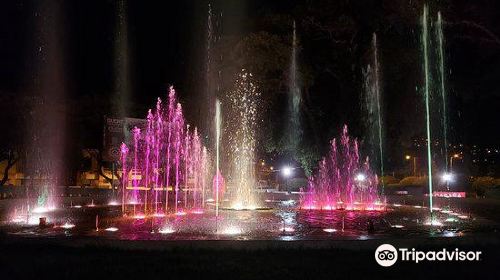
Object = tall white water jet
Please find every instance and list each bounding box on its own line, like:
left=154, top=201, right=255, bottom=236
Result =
left=288, top=21, right=302, bottom=153
left=226, top=70, right=260, bottom=209
left=422, top=5, right=434, bottom=213
left=215, top=99, right=221, bottom=216
left=436, top=12, right=449, bottom=172
left=114, top=0, right=130, bottom=121
left=362, top=33, right=385, bottom=194
left=26, top=0, right=67, bottom=211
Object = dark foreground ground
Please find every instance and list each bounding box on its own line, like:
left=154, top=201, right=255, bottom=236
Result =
left=1, top=235, right=499, bottom=280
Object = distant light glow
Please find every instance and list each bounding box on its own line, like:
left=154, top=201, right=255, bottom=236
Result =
left=442, top=173, right=453, bottom=182
left=323, top=228, right=337, bottom=233
left=355, top=173, right=366, bottom=182
left=105, top=227, right=119, bottom=232
left=108, top=201, right=119, bottom=206
left=175, top=211, right=187, bottom=216
left=392, top=225, right=404, bottom=228
left=282, top=166, right=292, bottom=177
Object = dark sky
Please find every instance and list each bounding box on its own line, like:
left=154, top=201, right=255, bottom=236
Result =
left=0, top=0, right=499, bottom=152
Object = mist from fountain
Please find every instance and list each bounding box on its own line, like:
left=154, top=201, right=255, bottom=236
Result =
left=362, top=33, right=385, bottom=194
left=24, top=0, right=67, bottom=215
left=436, top=12, right=450, bottom=171
left=421, top=5, right=434, bottom=213
left=288, top=20, right=302, bottom=154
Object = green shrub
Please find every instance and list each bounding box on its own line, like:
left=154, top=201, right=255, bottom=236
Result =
left=398, top=176, right=428, bottom=186
left=378, top=176, right=399, bottom=185
left=471, top=177, right=500, bottom=197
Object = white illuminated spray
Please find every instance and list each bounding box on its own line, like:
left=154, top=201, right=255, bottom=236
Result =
left=422, top=5, right=433, bottom=214
left=215, top=99, right=221, bottom=217
left=120, top=143, right=129, bottom=214
left=288, top=20, right=302, bottom=153
left=437, top=12, right=449, bottom=173
left=372, top=34, right=385, bottom=194
left=227, top=70, right=260, bottom=208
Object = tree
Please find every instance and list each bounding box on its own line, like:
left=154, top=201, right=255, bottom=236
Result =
left=0, top=148, right=20, bottom=186
left=84, top=149, right=122, bottom=184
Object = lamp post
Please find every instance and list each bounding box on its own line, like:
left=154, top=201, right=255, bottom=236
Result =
left=405, top=155, right=417, bottom=176
left=282, top=167, right=293, bottom=177
left=450, top=154, right=460, bottom=172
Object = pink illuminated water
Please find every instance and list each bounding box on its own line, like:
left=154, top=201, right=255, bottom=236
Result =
left=302, top=125, right=383, bottom=211
left=120, top=86, right=211, bottom=216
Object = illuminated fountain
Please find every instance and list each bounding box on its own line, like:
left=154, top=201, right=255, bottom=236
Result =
left=362, top=33, right=385, bottom=194
left=288, top=20, right=302, bottom=154
left=119, top=86, right=211, bottom=216
left=224, top=70, right=261, bottom=210
left=302, top=125, right=383, bottom=211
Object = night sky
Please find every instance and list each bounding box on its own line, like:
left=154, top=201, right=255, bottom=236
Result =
left=0, top=0, right=499, bottom=171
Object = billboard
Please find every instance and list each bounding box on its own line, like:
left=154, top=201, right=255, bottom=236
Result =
left=103, top=116, right=147, bottom=162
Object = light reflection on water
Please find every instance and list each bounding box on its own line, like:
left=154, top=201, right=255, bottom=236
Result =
left=0, top=203, right=485, bottom=241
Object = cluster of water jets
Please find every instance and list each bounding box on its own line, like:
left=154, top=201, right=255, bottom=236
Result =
left=120, top=86, right=211, bottom=216
left=8, top=4, right=458, bottom=235
left=302, top=126, right=384, bottom=211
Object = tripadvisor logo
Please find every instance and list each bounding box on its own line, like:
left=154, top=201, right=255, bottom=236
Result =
left=375, top=244, right=482, bottom=267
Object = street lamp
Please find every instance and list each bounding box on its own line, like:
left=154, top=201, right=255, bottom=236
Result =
left=355, top=173, right=366, bottom=182
left=442, top=172, right=453, bottom=183
left=450, top=154, right=461, bottom=172
left=405, top=155, right=417, bottom=176
left=282, top=166, right=292, bottom=177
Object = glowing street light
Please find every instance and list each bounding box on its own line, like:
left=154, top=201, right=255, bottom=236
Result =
left=355, top=173, right=366, bottom=182
left=442, top=172, right=453, bottom=183
left=405, top=155, right=417, bottom=176
left=282, top=166, right=292, bottom=177
left=450, top=154, right=461, bottom=172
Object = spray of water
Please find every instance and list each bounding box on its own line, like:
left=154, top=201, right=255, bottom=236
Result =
left=226, top=70, right=260, bottom=209
left=422, top=5, right=434, bottom=213
left=288, top=21, right=302, bottom=153
left=362, top=33, right=385, bottom=194
left=437, top=12, right=449, bottom=172
left=119, top=87, right=210, bottom=215
left=215, top=99, right=222, bottom=216
left=303, top=126, right=382, bottom=210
